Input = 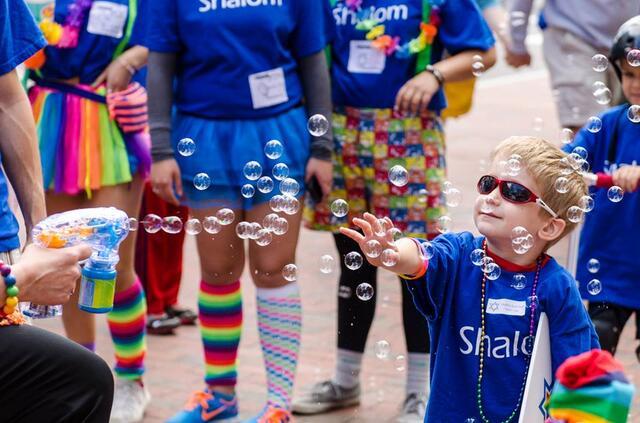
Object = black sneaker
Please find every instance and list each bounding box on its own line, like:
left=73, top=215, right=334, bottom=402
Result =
left=146, top=313, right=181, bottom=335
left=292, top=380, right=360, bottom=415
left=166, top=305, right=198, bottom=325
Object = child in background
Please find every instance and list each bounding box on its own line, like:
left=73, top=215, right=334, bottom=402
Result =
left=340, top=136, right=599, bottom=421
left=564, top=16, right=640, bottom=358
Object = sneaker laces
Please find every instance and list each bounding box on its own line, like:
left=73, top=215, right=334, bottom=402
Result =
left=312, top=380, right=338, bottom=400
left=257, top=406, right=291, bottom=423
left=185, top=390, right=213, bottom=411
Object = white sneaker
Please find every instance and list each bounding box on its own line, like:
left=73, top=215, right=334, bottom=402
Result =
left=109, top=378, right=151, bottom=423
left=396, top=392, right=428, bottom=423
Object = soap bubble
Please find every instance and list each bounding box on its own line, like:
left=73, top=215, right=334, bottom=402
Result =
left=330, top=199, right=349, bottom=217
left=470, top=248, right=485, bottom=266
left=532, top=117, right=544, bottom=132
left=554, top=177, right=570, bottom=194
left=282, top=264, right=298, bottom=282
left=586, top=116, right=603, bottom=133
left=485, top=263, right=502, bottom=281
left=479, top=197, right=495, bottom=214
left=243, top=161, right=262, bottom=181
left=506, top=157, right=522, bottom=176
left=445, top=188, right=462, bottom=207
left=235, top=221, right=251, bottom=239
left=345, top=251, right=364, bottom=271
left=177, top=138, right=196, bottom=157
left=193, top=173, right=211, bottom=191
left=389, top=165, right=409, bottom=187
left=422, top=241, right=435, bottom=260
left=628, top=105, right=640, bottom=123
left=593, top=86, right=612, bottom=105
left=185, top=218, right=203, bottom=235
left=511, top=226, right=534, bottom=255
left=203, top=216, right=222, bottom=234
left=471, top=60, right=485, bottom=77
left=395, top=354, right=406, bottom=372
left=587, top=258, right=600, bottom=274
left=579, top=195, right=595, bottom=212
left=262, top=213, right=280, bottom=231
left=272, top=217, right=289, bottom=235
left=320, top=254, right=336, bottom=274
left=162, top=216, right=183, bottom=234
left=381, top=249, right=399, bottom=267
left=364, top=239, right=382, bottom=258
left=436, top=215, right=452, bottom=234
left=511, top=274, right=527, bottom=290
left=388, top=227, right=403, bottom=242
left=307, top=114, right=329, bottom=137
left=216, top=208, right=235, bottom=225
left=281, top=195, right=300, bottom=215
left=264, top=139, right=284, bottom=160
left=257, top=176, right=274, bottom=194
left=375, top=340, right=391, bottom=360
left=527, top=295, right=539, bottom=309
left=560, top=128, right=574, bottom=144
left=128, top=217, right=138, bottom=231
left=272, top=163, right=290, bottom=181
left=279, top=178, right=300, bottom=197
left=255, top=229, right=273, bottom=246
left=572, top=146, right=588, bottom=160
left=356, top=283, right=374, bottom=301
left=567, top=206, right=584, bottom=223
left=607, top=186, right=624, bottom=203
left=269, top=195, right=284, bottom=212
left=480, top=256, right=495, bottom=274
left=142, top=214, right=162, bottom=233
left=592, top=54, right=608, bottom=72
left=628, top=49, right=640, bottom=67
left=587, top=279, right=602, bottom=295
left=241, top=184, right=255, bottom=198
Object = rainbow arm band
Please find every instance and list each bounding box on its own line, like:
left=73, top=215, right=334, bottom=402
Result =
left=400, top=238, right=429, bottom=280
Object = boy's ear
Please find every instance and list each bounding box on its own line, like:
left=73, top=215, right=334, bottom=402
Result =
left=537, top=217, right=566, bottom=242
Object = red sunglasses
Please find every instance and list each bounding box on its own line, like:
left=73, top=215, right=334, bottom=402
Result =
left=477, top=175, right=558, bottom=218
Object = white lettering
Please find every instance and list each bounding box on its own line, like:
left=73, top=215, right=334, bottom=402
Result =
left=333, top=4, right=408, bottom=26
left=459, top=326, right=474, bottom=354
left=199, top=0, right=282, bottom=12
left=458, top=326, right=532, bottom=359
left=492, top=337, right=510, bottom=359
left=199, top=0, right=212, bottom=12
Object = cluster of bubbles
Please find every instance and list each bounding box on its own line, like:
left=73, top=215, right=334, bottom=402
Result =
left=592, top=81, right=612, bottom=106
left=511, top=226, right=534, bottom=255
left=471, top=54, right=485, bottom=77
left=585, top=258, right=602, bottom=296
left=497, top=154, right=523, bottom=178
left=443, top=180, right=462, bottom=208
left=134, top=209, right=236, bottom=235
left=469, top=248, right=502, bottom=281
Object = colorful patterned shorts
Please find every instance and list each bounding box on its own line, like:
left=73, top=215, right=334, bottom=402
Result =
left=304, top=107, right=447, bottom=239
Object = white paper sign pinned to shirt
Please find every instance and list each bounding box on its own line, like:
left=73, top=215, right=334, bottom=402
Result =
left=486, top=298, right=526, bottom=317
left=87, top=1, right=129, bottom=39
left=248, top=67, right=289, bottom=109
left=347, top=40, right=386, bottom=74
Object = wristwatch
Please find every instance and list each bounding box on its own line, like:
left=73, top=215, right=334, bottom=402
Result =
left=424, top=65, right=445, bottom=87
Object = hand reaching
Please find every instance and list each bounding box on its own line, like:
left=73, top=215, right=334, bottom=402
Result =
left=339, top=213, right=399, bottom=268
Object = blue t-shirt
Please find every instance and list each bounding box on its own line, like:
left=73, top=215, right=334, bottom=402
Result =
left=40, top=0, right=147, bottom=85
left=145, top=0, right=327, bottom=119
left=564, top=104, right=640, bottom=309
left=406, top=232, right=598, bottom=422
left=0, top=0, right=45, bottom=252
left=329, top=0, right=494, bottom=110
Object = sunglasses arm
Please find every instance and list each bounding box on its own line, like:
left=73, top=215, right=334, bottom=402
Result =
left=535, top=198, right=559, bottom=219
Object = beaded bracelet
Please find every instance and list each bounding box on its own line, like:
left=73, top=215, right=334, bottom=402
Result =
left=0, top=262, right=25, bottom=326
left=400, top=238, right=429, bottom=280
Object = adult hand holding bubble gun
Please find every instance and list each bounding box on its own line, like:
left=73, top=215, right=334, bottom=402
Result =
left=29, top=207, right=130, bottom=317
left=339, top=213, right=424, bottom=277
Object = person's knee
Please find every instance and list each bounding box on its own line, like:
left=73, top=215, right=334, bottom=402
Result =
left=201, top=262, right=243, bottom=284
left=592, top=316, right=620, bottom=354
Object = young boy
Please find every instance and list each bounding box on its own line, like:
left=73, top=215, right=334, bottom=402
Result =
left=341, top=136, right=599, bottom=421
left=564, top=16, right=640, bottom=358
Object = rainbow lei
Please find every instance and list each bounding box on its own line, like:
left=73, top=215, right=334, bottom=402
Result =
left=351, top=0, right=440, bottom=58
left=39, top=0, right=94, bottom=48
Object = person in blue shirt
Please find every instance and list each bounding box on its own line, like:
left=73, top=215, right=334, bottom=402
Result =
left=25, top=1, right=151, bottom=421
left=338, top=136, right=599, bottom=422
left=298, top=1, right=495, bottom=421
left=145, top=1, right=333, bottom=422
left=564, top=16, right=640, bottom=361
left=0, top=1, right=114, bottom=420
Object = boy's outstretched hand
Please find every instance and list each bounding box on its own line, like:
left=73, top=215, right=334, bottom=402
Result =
left=613, top=165, right=640, bottom=193
left=340, top=212, right=425, bottom=276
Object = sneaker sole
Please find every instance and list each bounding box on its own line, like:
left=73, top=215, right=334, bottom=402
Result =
left=292, top=397, right=360, bottom=415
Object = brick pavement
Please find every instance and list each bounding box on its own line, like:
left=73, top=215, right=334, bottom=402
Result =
left=37, top=69, right=640, bottom=422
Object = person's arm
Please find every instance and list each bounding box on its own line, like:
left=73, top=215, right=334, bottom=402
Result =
left=299, top=51, right=334, bottom=198
left=0, top=70, right=46, bottom=240
left=93, top=45, right=149, bottom=93
left=482, top=4, right=511, bottom=48
left=506, top=0, right=534, bottom=67
left=147, top=52, right=183, bottom=205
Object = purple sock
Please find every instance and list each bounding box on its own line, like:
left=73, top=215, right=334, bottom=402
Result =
left=80, top=342, right=96, bottom=352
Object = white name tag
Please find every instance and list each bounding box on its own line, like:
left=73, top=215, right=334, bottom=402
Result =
left=347, top=40, right=386, bottom=74
left=87, top=1, right=129, bottom=39
left=248, top=67, right=289, bottom=109
left=486, top=298, right=526, bottom=317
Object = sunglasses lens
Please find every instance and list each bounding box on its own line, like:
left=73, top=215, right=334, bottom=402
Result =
left=501, top=181, right=533, bottom=203
left=478, top=176, right=497, bottom=194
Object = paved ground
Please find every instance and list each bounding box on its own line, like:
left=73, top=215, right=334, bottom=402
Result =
left=36, top=46, right=640, bottom=423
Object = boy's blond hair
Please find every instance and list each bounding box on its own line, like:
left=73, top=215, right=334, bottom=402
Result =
left=491, top=136, right=588, bottom=248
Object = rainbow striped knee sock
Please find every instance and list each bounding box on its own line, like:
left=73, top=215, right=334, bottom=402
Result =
left=107, top=278, right=147, bottom=380
left=256, top=283, right=302, bottom=410
left=199, top=280, right=242, bottom=387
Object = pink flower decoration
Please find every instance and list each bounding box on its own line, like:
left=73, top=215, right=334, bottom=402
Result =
left=346, top=0, right=363, bottom=11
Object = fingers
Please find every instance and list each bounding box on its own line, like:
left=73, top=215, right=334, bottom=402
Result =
left=409, top=87, right=423, bottom=115
left=339, top=227, right=365, bottom=243
left=68, top=244, right=92, bottom=261
left=399, top=86, right=414, bottom=115
left=394, top=84, right=408, bottom=114
left=92, top=70, right=107, bottom=88
left=352, top=216, right=374, bottom=238
left=172, top=168, right=184, bottom=199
